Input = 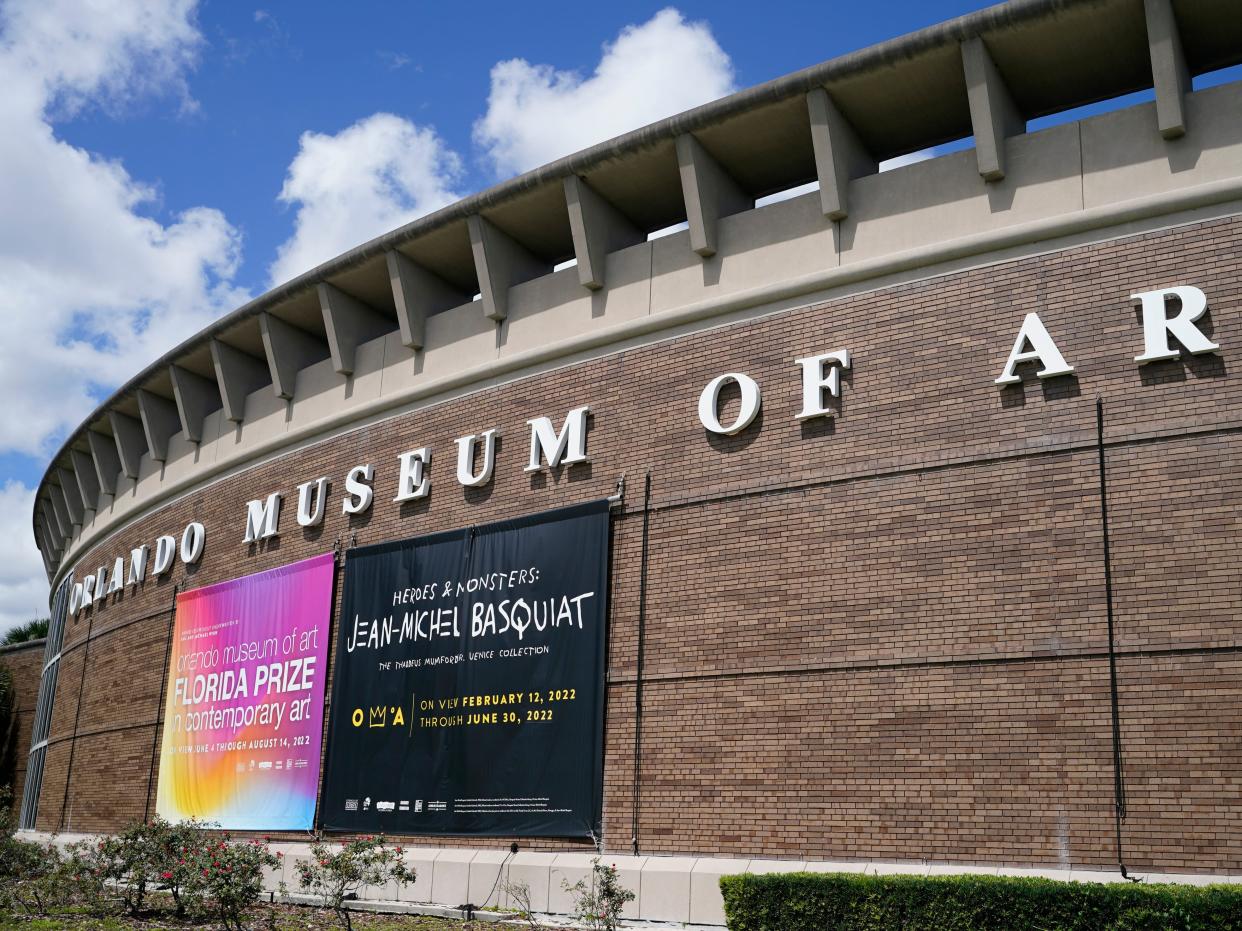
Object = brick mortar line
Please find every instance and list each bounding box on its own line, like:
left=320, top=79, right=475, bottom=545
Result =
left=43, top=642, right=1242, bottom=750
left=53, top=602, right=185, bottom=662
left=45, top=719, right=156, bottom=749
left=604, top=642, right=1242, bottom=687
left=617, top=417, right=1242, bottom=517
left=54, top=416, right=1242, bottom=663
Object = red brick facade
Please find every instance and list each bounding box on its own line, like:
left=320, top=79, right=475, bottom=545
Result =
left=34, top=214, right=1242, bottom=874
left=0, top=640, right=44, bottom=810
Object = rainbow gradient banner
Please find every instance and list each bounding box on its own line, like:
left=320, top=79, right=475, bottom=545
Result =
left=155, top=553, right=334, bottom=830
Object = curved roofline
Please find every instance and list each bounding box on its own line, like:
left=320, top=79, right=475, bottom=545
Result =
left=30, top=0, right=1087, bottom=502
left=33, top=0, right=1242, bottom=565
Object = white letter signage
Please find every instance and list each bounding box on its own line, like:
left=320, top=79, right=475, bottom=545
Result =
left=795, top=350, right=851, bottom=419
left=698, top=373, right=762, bottom=435
left=526, top=406, right=591, bottom=472
left=456, top=429, right=499, bottom=487
left=995, top=312, right=1075, bottom=385
left=1133, top=285, right=1219, bottom=363
left=393, top=449, right=431, bottom=501
left=243, top=492, right=282, bottom=542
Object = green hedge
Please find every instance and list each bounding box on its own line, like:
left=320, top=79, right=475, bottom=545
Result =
left=719, top=871, right=1242, bottom=931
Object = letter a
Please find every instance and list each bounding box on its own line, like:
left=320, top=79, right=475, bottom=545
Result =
left=995, top=312, right=1074, bottom=385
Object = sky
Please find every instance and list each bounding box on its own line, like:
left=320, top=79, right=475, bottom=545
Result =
left=0, top=0, right=1238, bottom=633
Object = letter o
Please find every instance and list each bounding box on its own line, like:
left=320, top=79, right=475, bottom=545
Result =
left=351, top=708, right=364, bottom=727
left=180, top=522, right=206, bottom=564
left=698, top=373, right=762, bottom=435
left=68, top=582, right=83, bottom=616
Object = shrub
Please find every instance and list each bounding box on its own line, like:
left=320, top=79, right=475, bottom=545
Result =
left=719, top=871, right=1242, bottom=931
left=0, top=812, right=278, bottom=926
left=61, top=838, right=114, bottom=915
left=1, top=618, right=48, bottom=646
left=0, top=790, right=65, bottom=916
left=88, top=818, right=173, bottom=916
left=183, top=835, right=281, bottom=930
left=562, top=858, right=635, bottom=931
left=501, top=877, right=546, bottom=929
left=0, top=836, right=62, bottom=915
left=0, top=669, right=18, bottom=793
left=71, top=816, right=218, bottom=918
left=150, top=816, right=215, bottom=918
left=295, top=834, right=414, bottom=931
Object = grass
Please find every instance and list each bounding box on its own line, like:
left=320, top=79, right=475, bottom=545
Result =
left=0, top=905, right=567, bottom=930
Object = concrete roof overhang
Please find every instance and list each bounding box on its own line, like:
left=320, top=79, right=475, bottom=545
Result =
left=30, top=0, right=1242, bottom=566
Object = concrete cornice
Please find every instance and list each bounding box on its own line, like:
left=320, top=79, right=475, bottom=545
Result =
left=44, top=169, right=1242, bottom=593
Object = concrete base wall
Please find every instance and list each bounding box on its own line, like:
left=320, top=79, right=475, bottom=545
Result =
left=25, top=833, right=1242, bottom=928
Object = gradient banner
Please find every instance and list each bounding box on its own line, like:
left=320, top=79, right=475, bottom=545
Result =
left=155, top=552, right=334, bottom=830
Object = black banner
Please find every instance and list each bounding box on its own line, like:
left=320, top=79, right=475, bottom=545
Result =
left=320, top=499, right=610, bottom=837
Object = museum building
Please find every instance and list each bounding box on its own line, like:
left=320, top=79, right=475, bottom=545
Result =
left=16, top=0, right=1242, bottom=923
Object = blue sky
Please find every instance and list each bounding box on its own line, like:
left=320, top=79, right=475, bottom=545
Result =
left=57, top=0, right=986, bottom=297
left=0, top=0, right=1238, bottom=629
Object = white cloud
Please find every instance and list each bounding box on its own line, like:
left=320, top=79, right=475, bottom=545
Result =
left=0, top=0, right=245, bottom=455
left=473, top=7, right=735, bottom=178
left=1, top=0, right=203, bottom=117
left=0, top=0, right=246, bottom=627
left=0, top=482, right=50, bottom=633
left=269, top=113, right=462, bottom=285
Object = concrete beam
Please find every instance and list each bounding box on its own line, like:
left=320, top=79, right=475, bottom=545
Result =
left=137, top=388, right=181, bottom=463
left=563, top=176, right=644, bottom=290
left=1144, top=0, right=1190, bottom=139
left=108, top=411, right=147, bottom=480
left=86, top=430, right=121, bottom=496
left=37, top=521, right=58, bottom=570
left=44, top=519, right=61, bottom=556
left=210, top=339, right=270, bottom=423
left=36, top=505, right=54, bottom=552
left=56, top=468, right=84, bottom=527
left=259, top=312, right=328, bottom=400
left=70, top=448, right=101, bottom=510
left=41, top=499, right=64, bottom=550
left=48, top=489, right=70, bottom=539
left=961, top=37, right=1025, bottom=182
left=467, top=215, right=548, bottom=322
left=317, top=283, right=394, bottom=376
left=34, top=523, right=51, bottom=576
left=169, top=365, right=221, bottom=445
left=386, top=250, right=467, bottom=350
left=676, top=134, right=751, bottom=258
left=806, top=88, right=877, bottom=220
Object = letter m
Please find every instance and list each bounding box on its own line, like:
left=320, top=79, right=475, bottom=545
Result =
left=243, top=492, right=282, bottom=543
left=525, top=406, right=590, bottom=472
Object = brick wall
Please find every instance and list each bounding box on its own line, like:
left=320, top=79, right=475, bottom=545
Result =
left=34, top=214, right=1242, bottom=874
left=0, top=639, right=46, bottom=810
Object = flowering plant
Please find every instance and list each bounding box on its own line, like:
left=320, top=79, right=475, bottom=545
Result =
left=562, top=858, right=635, bottom=931
left=295, top=834, right=413, bottom=931
left=182, top=833, right=281, bottom=931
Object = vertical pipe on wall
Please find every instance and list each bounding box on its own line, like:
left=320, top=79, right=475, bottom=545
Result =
left=144, top=586, right=179, bottom=823
left=143, top=590, right=180, bottom=824
left=631, top=473, right=652, bottom=856
left=313, top=545, right=346, bottom=832
left=1095, top=398, right=1133, bottom=880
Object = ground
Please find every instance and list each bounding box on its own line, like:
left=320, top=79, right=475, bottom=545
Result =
left=0, top=905, right=571, bottom=930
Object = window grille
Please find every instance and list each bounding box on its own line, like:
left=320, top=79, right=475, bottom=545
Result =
left=19, top=576, right=71, bottom=830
